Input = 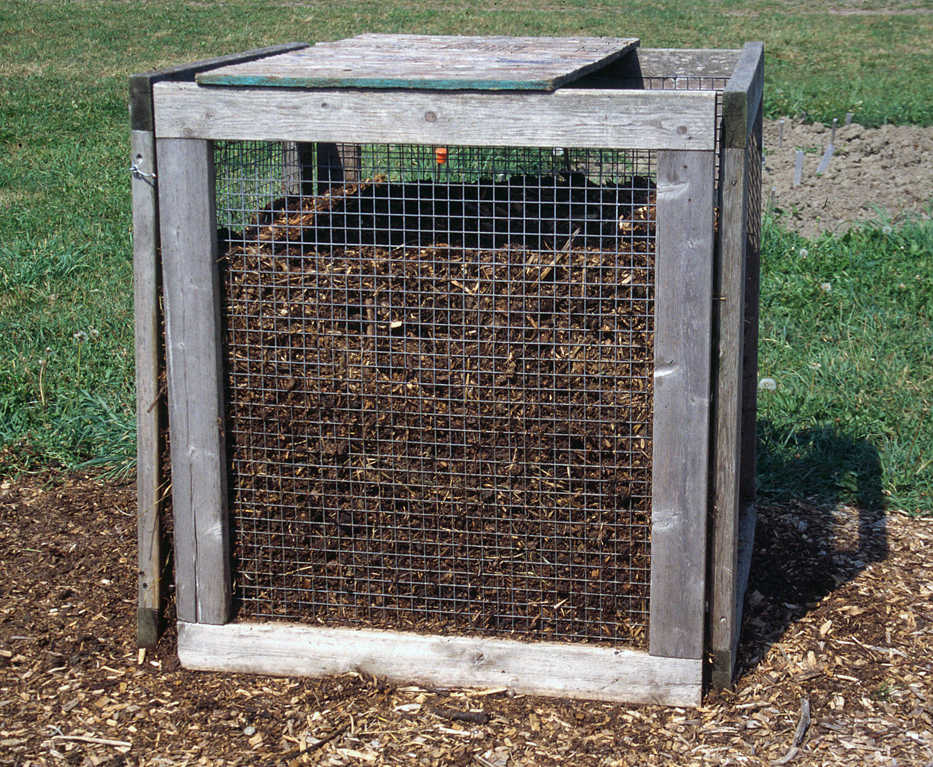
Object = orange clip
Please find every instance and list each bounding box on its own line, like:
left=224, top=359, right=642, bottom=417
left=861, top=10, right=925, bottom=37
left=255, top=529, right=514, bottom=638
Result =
left=435, top=147, right=448, bottom=164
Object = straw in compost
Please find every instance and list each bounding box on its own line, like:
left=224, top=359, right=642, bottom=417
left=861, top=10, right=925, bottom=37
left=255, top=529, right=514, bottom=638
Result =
left=220, top=157, right=656, bottom=648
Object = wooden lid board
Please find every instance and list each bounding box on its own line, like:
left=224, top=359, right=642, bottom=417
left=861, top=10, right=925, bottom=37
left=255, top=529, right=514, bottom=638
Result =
left=195, top=34, right=639, bottom=91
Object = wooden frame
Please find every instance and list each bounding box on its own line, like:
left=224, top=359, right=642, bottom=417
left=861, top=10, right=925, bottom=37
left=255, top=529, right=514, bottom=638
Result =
left=157, top=137, right=230, bottom=625
left=196, top=34, right=641, bottom=91
left=178, top=622, right=701, bottom=706
left=130, top=42, right=309, bottom=644
left=131, top=126, right=161, bottom=647
left=650, top=149, right=715, bottom=662
left=708, top=42, right=764, bottom=687
left=132, top=39, right=763, bottom=703
left=153, top=82, right=716, bottom=151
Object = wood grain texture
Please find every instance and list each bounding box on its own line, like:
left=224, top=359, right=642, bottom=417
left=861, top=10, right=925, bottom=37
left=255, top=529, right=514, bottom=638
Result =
left=132, top=128, right=161, bottom=647
left=157, top=138, right=230, bottom=625
left=722, top=42, right=764, bottom=149
left=649, top=150, right=715, bottom=661
left=196, top=35, right=638, bottom=91
left=633, top=48, right=742, bottom=79
left=568, top=49, right=735, bottom=92
left=177, top=621, right=702, bottom=706
left=153, top=82, right=717, bottom=150
left=708, top=144, right=748, bottom=687
left=710, top=50, right=764, bottom=685
left=129, top=42, right=309, bottom=131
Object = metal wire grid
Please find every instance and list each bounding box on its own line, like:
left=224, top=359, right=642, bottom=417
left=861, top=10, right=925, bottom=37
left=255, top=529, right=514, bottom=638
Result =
left=217, top=140, right=656, bottom=647
left=216, top=142, right=296, bottom=233
left=638, top=75, right=728, bottom=92
left=745, top=110, right=763, bottom=256
left=624, top=75, right=727, bottom=175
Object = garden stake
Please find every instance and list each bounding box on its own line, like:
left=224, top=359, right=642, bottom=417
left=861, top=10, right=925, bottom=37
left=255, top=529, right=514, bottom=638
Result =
left=816, top=143, right=834, bottom=175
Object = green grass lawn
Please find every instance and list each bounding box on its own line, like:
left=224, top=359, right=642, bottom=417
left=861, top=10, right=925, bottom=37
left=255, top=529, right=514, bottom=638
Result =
left=756, top=215, right=932, bottom=514
left=0, top=0, right=930, bottom=513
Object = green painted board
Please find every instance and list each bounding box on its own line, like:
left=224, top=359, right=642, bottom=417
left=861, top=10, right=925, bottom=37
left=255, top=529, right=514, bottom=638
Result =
left=196, top=34, right=639, bottom=91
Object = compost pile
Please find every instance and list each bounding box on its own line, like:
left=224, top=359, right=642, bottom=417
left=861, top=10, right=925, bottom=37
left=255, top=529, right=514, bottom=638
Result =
left=221, top=171, right=657, bottom=647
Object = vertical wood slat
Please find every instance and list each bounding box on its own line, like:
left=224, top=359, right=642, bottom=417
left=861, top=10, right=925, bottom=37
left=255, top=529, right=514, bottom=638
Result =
left=130, top=42, right=308, bottom=636
left=132, top=128, right=162, bottom=647
left=157, top=137, right=230, bottom=625
left=733, top=501, right=758, bottom=648
left=650, top=149, right=716, bottom=660
left=720, top=42, right=764, bottom=150
left=708, top=142, right=749, bottom=686
left=708, top=41, right=764, bottom=687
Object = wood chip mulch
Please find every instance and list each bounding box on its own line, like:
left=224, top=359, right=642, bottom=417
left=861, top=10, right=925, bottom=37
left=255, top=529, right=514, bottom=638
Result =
left=0, top=474, right=930, bottom=766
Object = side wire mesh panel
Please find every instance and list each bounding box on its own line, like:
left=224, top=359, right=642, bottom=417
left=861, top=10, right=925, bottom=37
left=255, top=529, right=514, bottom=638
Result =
left=217, top=141, right=656, bottom=647
left=740, top=108, right=764, bottom=507
left=745, top=111, right=763, bottom=258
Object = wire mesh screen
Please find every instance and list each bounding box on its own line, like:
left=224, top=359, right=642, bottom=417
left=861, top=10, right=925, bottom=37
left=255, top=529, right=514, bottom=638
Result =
left=217, top=140, right=656, bottom=647
left=635, top=75, right=728, bottom=91
left=745, top=111, right=763, bottom=256
left=626, top=75, right=726, bottom=178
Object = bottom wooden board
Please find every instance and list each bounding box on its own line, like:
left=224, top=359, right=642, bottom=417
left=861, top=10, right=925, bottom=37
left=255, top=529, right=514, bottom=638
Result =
left=178, top=621, right=701, bottom=706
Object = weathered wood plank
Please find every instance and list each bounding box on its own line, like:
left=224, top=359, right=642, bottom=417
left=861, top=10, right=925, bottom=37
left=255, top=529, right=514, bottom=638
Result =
left=129, top=42, right=309, bottom=131
left=131, top=128, right=161, bottom=647
left=157, top=138, right=230, bottom=625
left=708, top=143, right=748, bottom=687
left=579, top=47, right=739, bottom=91
left=634, top=48, right=742, bottom=79
left=722, top=42, right=764, bottom=149
left=197, top=35, right=639, bottom=91
left=153, top=82, right=717, bottom=150
left=710, top=52, right=764, bottom=685
left=177, top=621, right=702, bottom=706
left=649, top=150, right=715, bottom=661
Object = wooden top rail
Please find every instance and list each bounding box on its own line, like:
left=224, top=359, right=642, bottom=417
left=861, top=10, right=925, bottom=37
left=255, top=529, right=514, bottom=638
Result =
left=632, top=48, right=743, bottom=80
left=129, top=42, right=309, bottom=131
left=153, top=82, right=718, bottom=150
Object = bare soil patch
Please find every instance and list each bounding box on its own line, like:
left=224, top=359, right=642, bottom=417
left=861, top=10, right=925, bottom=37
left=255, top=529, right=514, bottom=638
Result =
left=1, top=475, right=931, bottom=765
left=763, top=118, right=933, bottom=239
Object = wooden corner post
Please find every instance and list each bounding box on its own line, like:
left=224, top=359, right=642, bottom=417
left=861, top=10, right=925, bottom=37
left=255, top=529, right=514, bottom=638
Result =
left=709, top=41, right=764, bottom=688
left=157, top=137, right=231, bottom=625
left=650, top=149, right=715, bottom=661
left=131, top=43, right=311, bottom=643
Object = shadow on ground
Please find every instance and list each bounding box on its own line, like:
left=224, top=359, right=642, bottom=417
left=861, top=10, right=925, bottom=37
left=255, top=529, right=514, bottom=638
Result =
left=736, top=422, right=888, bottom=678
